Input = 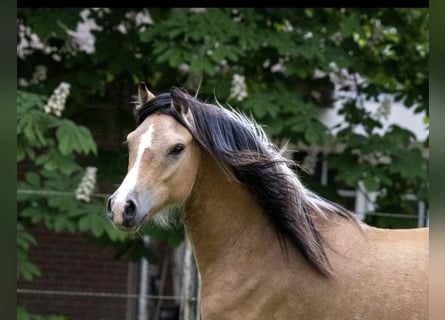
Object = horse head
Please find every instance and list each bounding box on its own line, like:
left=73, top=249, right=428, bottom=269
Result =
left=106, top=83, right=200, bottom=231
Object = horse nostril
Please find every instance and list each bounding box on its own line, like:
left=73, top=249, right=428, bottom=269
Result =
left=106, top=197, right=113, bottom=218
left=123, top=199, right=137, bottom=222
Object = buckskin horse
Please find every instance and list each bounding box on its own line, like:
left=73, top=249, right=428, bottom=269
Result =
left=106, top=83, right=428, bottom=320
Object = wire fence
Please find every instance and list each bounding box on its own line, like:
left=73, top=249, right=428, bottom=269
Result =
left=17, top=188, right=110, bottom=199
left=17, top=188, right=200, bottom=320
left=17, top=288, right=197, bottom=302
left=17, top=187, right=427, bottom=320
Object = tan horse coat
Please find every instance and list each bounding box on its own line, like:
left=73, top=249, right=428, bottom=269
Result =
left=108, top=86, right=429, bottom=320
left=185, top=152, right=428, bottom=320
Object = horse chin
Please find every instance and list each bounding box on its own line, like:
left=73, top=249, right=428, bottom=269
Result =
left=149, top=205, right=181, bottom=229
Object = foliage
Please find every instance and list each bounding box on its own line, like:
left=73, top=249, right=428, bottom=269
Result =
left=17, top=6, right=429, bottom=240
left=17, top=222, right=40, bottom=281
left=17, top=85, right=178, bottom=264
left=17, top=7, right=428, bottom=314
left=17, top=89, right=123, bottom=277
left=17, top=306, right=67, bottom=320
left=16, top=87, right=168, bottom=316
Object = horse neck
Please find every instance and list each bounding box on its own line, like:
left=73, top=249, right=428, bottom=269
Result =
left=184, top=152, right=278, bottom=279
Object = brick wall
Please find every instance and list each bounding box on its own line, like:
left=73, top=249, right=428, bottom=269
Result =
left=17, top=224, right=139, bottom=320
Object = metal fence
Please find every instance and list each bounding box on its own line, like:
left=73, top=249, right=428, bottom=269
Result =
left=17, top=183, right=428, bottom=320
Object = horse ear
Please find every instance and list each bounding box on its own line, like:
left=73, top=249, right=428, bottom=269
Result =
left=138, top=82, right=155, bottom=105
left=173, top=100, right=189, bottom=115
left=172, top=99, right=194, bottom=128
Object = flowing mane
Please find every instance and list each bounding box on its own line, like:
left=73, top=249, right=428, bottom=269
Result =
left=134, top=87, right=358, bottom=276
left=107, top=84, right=428, bottom=318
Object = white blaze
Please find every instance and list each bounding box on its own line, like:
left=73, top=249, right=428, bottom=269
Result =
left=113, top=125, right=154, bottom=211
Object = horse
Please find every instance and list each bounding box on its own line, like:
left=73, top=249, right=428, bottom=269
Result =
left=106, top=83, right=429, bottom=320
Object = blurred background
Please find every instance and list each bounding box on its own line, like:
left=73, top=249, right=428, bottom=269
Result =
left=17, top=8, right=429, bottom=320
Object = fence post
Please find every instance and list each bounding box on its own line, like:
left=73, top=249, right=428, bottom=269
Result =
left=138, top=236, right=150, bottom=320
left=180, top=236, right=200, bottom=320
left=417, top=201, right=426, bottom=227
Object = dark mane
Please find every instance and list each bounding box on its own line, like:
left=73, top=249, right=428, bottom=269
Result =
left=135, top=87, right=358, bottom=276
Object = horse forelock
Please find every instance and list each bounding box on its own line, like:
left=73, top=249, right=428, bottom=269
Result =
left=135, top=92, right=174, bottom=124
left=134, top=87, right=358, bottom=276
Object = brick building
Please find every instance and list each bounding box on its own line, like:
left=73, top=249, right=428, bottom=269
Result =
left=17, top=224, right=182, bottom=320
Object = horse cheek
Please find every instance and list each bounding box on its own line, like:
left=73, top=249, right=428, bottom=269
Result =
left=173, top=149, right=200, bottom=203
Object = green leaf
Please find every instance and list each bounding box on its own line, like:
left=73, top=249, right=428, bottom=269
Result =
left=17, top=306, right=31, bottom=320
left=304, top=124, right=320, bottom=144
left=168, top=50, right=182, bottom=68
left=103, top=221, right=127, bottom=242
left=20, top=207, right=46, bottom=224
left=139, top=26, right=159, bottom=43
left=17, top=250, right=41, bottom=281
left=47, top=197, right=77, bottom=212
left=78, top=211, right=110, bottom=238
left=53, top=216, right=76, bottom=233
left=141, top=222, right=184, bottom=248
left=26, top=8, right=80, bottom=40
left=304, top=125, right=318, bottom=144
left=17, top=224, right=37, bottom=250
left=339, top=13, right=359, bottom=38
left=25, top=172, right=40, bottom=188
left=35, top=149, right=80, bottom=174
left=42, top=170, right=81, bottom=190
left=252, top=103, right=267, bottom=118
left=390, top=149, right=426, bottom=179
left=363, top=174, right=380, bottom=191
left=291, top=120, right=307, bottom=133
left=17, top=147, right=25, bottom=162
left=56, top=120, right=97, bottom=156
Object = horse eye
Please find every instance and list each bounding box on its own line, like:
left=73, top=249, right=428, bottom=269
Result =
left=169, top=144, right=185, bottom=156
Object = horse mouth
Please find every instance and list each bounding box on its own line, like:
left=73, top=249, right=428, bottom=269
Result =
left=113, top=216, right=146, bottom=233
left=115, top=224, right=139, bottom=233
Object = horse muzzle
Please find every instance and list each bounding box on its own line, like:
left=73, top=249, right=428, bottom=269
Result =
left=106, top=195, right=145, bottom=231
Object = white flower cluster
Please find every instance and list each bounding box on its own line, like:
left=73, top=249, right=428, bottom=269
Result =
left=303, top=31, right=313, bottom=40
left=329, top=31, right=343, bottom=46
left=135, top=10, right=153, bottom=27
left=67, top=9, right=103, bottom=54
left=17, top=23, right=57, bottom=60
left=282, top=20, right=294, bottom=33
left=229, top=74, right=248, bottom=102
left=91, top=7, right=110, bottom=18
left=322, top=62, right=367, bottom=94
left=262, top=52, right=291, bottom=74
left=354, top=150, right=390, bottom=166
left=116, top=9, right=153, bottom=34
left=232, top=9, right=243, bottom=22
left=270, top=58, right=286, bottom=73
left=44, top=82, right=71, bottom=117
left=18, top=65, right=48, bottom=87
left=190, top=8, right=207, bottom=13
left=75, top=167, right=97, bottom=203
left=375, top=96, right=391, bottom=120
